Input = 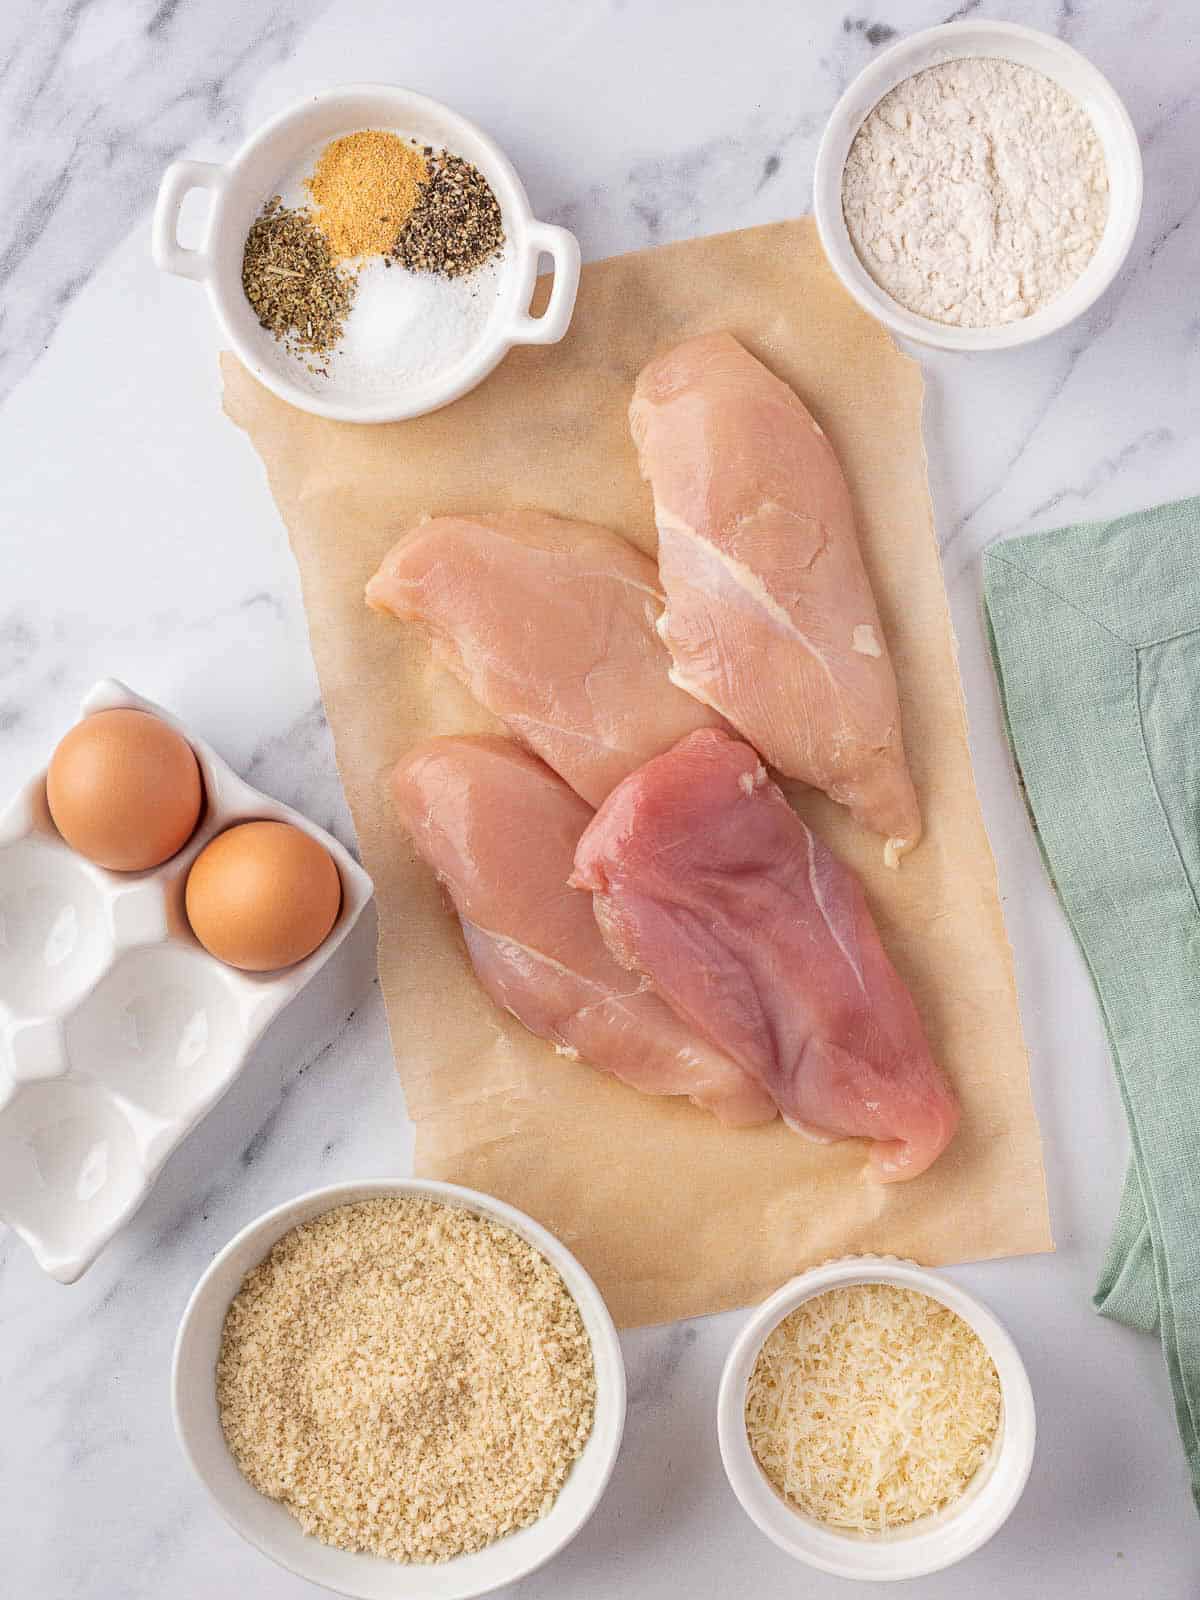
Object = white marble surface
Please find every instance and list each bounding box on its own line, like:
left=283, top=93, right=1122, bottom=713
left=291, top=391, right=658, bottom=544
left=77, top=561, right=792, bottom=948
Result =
left=1, top=1, right=1198, bottom=1594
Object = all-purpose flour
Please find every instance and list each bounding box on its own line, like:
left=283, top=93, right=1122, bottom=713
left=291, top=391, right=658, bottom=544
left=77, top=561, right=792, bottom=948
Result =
left=841, top=57, right=1109, bottom=328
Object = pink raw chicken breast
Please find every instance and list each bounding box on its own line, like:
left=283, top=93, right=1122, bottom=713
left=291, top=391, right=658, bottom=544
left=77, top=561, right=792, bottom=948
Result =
left=630, top=331, right=922, bottom=865
left=367, top=511, right=725, bottom=808
left=391, top=734, right=777, bottom=1129
left=571, top=729, right=959, bottom=1180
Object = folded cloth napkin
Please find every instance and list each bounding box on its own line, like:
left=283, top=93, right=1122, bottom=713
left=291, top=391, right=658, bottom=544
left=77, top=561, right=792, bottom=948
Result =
left=983, top=495, right=1200, bottom=1510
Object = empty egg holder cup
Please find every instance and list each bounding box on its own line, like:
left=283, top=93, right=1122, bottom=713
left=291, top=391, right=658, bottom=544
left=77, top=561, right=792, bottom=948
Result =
left=0, top=679, right=373, bottom=1282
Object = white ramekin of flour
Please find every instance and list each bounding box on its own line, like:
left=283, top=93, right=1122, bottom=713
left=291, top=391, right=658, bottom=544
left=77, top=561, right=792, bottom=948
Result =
left=152, top=85, right=580, bottom=422
left=814, top=22, right=1142, bottom=351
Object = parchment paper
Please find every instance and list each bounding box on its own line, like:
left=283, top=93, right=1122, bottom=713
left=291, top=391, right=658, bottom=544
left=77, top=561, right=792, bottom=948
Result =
left=223, top=218, right=1051, bottom=1327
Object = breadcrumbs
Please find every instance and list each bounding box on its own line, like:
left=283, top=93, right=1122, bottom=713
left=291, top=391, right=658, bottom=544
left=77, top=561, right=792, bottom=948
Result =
left=216, top=1197, right=596, bottom=1563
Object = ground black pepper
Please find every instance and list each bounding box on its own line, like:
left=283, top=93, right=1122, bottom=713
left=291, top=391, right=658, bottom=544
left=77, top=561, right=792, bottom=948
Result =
left=242, top=197, right=354, bottom=357
left=393, top=150, right=504, bottom=278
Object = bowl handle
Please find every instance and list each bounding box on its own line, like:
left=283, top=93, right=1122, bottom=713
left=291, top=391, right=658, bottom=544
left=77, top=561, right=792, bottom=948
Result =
left=509, top=221, right=581, bottom=346
left=152, top=160, right=227, bottom=281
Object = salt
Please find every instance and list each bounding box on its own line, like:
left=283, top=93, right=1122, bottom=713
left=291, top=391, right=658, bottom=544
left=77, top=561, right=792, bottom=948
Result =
left=330, top=251, right=506, bottom=395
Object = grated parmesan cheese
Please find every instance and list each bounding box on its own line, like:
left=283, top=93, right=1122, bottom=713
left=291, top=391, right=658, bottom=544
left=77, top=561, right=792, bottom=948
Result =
left=745, top=1284, right=1001, bottom=1534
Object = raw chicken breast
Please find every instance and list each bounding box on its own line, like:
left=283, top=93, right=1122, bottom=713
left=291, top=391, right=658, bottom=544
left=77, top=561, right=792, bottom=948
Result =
left=367, top=511, right=724, bottom=807
left=631, top=332, right=922, bottom=864
left=571, top=730, right=959, bottom=1179
left=392, top=734, right=777, bottom=1128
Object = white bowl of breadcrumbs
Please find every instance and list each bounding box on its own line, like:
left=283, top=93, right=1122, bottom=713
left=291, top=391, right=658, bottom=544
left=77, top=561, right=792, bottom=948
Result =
left=173, top=1179, right=626, bottom=1599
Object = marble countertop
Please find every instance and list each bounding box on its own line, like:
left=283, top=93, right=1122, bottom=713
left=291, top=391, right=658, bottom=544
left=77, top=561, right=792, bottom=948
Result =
left=3, top=1, right=1199, bottom=1594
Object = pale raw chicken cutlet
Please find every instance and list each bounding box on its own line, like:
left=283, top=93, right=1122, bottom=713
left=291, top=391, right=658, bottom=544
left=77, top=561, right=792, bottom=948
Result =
left=630, top=331, right=922, bottom=865
left=367, top=511, right=726, bottom=808
left=391, top=734, right=777, bottom=1128
left=571, top=729, right=959, bottom=1180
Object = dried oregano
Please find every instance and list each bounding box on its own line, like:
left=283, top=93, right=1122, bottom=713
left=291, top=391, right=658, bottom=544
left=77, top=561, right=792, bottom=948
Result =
left=242, top=197, right=354, bottom=356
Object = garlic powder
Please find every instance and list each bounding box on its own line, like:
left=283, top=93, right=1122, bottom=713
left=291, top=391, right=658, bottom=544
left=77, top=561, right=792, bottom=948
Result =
left=841, top=57, right=1109, bottom=327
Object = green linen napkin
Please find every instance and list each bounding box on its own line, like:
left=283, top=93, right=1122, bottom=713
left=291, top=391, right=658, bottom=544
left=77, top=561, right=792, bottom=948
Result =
left=983, top=495, right=1200, bottom=1510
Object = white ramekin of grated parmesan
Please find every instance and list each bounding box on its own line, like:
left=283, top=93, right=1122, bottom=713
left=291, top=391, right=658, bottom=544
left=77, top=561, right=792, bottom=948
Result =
left=717, top=1256, right=1035, bottom=1582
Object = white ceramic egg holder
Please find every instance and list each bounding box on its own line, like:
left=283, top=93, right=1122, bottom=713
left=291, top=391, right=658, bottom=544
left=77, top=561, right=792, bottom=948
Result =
left=0, top=680, right=372, bottom=1283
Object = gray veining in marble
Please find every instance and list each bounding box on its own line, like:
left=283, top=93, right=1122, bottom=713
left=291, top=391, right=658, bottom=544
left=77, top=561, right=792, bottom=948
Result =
left=0, top=0, right=330, bottom=406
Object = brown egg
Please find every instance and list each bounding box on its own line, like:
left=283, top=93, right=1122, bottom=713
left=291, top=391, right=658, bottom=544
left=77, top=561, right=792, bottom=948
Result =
left=184, top=820, right=342, bottom=972
left=46, top=708, right=204, bottom=872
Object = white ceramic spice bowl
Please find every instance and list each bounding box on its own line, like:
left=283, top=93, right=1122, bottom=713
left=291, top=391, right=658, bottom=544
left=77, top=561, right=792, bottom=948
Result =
left=814, top=21, right=1142, bottom=351
left=152, top=83, right=580, bottom=422
left=717, top=1257, right=1035, bottom=1582
left=173, top=1178, right=627, bottom=1600
left=0, top=680, right=372, bottom=1283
